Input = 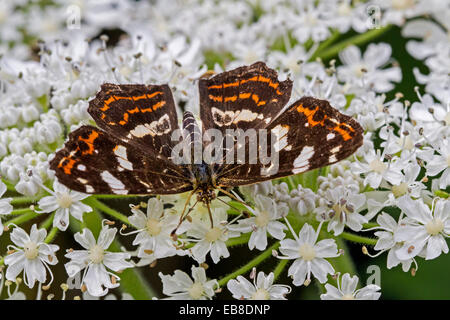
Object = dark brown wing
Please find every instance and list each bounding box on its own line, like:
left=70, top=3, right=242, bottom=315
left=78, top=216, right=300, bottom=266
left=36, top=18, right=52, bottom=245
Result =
left=215, top=96, right=364, bottom=187
left=88, top=83, right=179, bottom=159
left=49, top=126, right=192, bottom=195
left=199, top=61, right=292, bottom=132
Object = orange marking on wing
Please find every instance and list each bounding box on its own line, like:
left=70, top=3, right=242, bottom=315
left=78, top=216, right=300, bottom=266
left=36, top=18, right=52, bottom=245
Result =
left=333, top=125, right=352, bottom=141
left=58, top=157, right=77, bottom=175
left=119, top=113, right=129, bottom=125
left=152, top=100, right=166, bottom=111
left=225, top=96, right=237, bottom=102
left=141, top=100, right=166, bottom=112
left=258, top=75, right=279, bottom=90
left=145, top=91, right=163, bottom=99
left=240, top=76, right=258, bottom=84
left=209, top=95, right=223, bottom=102
left=223, top=81, right=239, bottom=88
left=128, top=107, right=140, bottom=114
left=251, top=94, right=260, bottom=104
left=257, top=101, right=266, bottom=106
left=62, top=158, right=76, bottom=174
left=340, top=122, right=355, bottom=132
left=101, top=114, right=106, bottom=119
left=297, top=104, right=319, bottom=126
left=113, top=145, right=119, bottom=152
left=100, top=92, right=163, bottom=111
left=78, top=130, right=99, bottom=155
left=208, top=84, right=223, bottom=89
left=239, top=93, right=251, bottom=99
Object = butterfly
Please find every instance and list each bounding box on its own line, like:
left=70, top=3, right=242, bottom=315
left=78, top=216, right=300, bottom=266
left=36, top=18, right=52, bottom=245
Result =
left=50, top=61, right=363, bottom=229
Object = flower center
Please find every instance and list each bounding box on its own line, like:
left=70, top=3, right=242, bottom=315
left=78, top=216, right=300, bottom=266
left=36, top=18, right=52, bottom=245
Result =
left=255, top=210, right=270, bottom=228
left=354, top=64, right=367, bottom=78
left=369, top=159, right=387, bottom=174
left=392, top=0, right=415, bottom=10
left=444, top=112, right=450, bottom=126
left=298, top=243, right=316, bottom=261
left=341, top=293, right=355, bottom=300
left=392, top=182, right=408, bottom=198
left=338, top=3, right=351, bottom=16
left=146, top=218, right=162, bottom=236
left=188, top=282, right=204, bottom=300
left=24, top=241, right=39, bottom=260
left=426, top=218, right=444, bottom=236
left=205, top=227, right=222, bottom=243
left=398, top=136, right=414, bottom=150
left=57, top=192, right=73, bottom=209
left=89, top=245, right=105, bottom=264
left=251, top=288, right=270, bottom=300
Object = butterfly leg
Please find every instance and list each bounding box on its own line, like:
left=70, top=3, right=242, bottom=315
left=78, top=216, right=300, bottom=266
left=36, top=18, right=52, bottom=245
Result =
left=215, top=187, right=248, bottom=207
left=171, top=190, right=195, bottom=238
left=206, top=201, right=214, bottom=229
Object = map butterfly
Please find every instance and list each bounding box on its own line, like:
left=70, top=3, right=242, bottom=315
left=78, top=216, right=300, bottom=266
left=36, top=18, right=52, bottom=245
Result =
left=50, top=62, right=363, bottom=229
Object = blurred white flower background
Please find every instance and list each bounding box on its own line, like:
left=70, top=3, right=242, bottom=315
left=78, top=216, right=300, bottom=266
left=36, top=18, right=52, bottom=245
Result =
left=0, top=0, right=449, bottom=300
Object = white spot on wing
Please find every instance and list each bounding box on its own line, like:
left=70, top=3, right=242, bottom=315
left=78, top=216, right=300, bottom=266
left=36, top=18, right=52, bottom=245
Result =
left=331, top=145, right=341, bottom=153
left=271, top=124, right=289, bottom=152
left=101, top=171, right=128, bottom=194
left=292, top=146, right=315, bottom=174
left=114, top=145, right=133, bottom=170
left=329, top=154, right=337, bottom=162
left=77, top=164, right=86, bottom=171
left=326, top=133, right=335, bottom=140
left=129, top=114, right=171, bottom=138
left=77, top=177, right=88, bottom=184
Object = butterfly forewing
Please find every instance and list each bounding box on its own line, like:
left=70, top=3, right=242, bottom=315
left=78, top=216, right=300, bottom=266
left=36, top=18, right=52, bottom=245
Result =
left=88, top=83, right=179, bottom=159
left=199, top=61, right=292, bottom=132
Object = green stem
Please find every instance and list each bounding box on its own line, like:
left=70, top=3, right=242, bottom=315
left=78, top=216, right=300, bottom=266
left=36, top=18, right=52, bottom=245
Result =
left=9, top=208, right=35, bottom=215
left=44, top=227, right=59, bottom=244
left=316, top=25, right=393, bottom=61
left=4, top=211, right=39, bottom=227
left=435, top=190, right=449, bottom=199
left=225, top=233, right=251, bottom=247
left=83, top=197, right=130, bottom=225
left=93, top=194, right=145, bottom=200
left=2, top=179, right=17, bottom=193
left=340, top=232, right=377, bottom=246
left=309, top=28, right=340, bottom=61
left=10, top=196, right=37, bottom=205
left=273, top=259, right=289, bottom=281
left=39, top=213, right=54, bottom=230
left=217, top=241, right=280, bottom=287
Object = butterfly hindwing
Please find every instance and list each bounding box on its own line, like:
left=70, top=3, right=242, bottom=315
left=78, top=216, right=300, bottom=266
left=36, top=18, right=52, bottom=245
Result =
left=215, top=96, right=364, bottom=187
left=49, top=125, right=192, bottom=195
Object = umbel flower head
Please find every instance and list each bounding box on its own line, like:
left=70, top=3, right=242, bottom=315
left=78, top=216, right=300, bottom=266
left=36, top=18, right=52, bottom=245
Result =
left=227, top=269, right=291, bottom=300
left=37, top=179, right=92, bottom=231
left=278, top=222, right=340, bottom=286
left=65, top=224, right=133, bottom=297
left=159, top=265, right=218, bottom=300
left=320, top=273, right=381, bottom=300
left=4, top=224, right=59, bottom=289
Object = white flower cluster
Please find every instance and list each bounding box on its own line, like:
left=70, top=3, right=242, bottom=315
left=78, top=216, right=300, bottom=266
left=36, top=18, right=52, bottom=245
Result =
left=0, top=0, right=448, bottom=300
